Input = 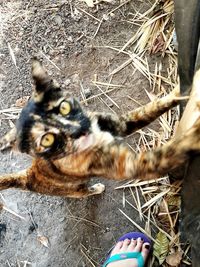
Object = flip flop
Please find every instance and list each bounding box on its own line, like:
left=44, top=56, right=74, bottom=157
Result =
left=102, top=232, right=151, bottom=267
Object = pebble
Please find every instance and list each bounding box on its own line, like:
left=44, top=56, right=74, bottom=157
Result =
left=64, top=79, right=71, bottom=86
left=67, top=36, right=73, bottom=43
left=54, top=15, right=62, bottom=26
left=71, top=73, right=80, bottom=84
left=59, top=217, right=65, bottom=222
left=84, top=88, right=92, bottom=98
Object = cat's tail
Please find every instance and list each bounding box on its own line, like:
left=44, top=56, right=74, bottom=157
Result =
left=0, top=170, right=28, bottom=190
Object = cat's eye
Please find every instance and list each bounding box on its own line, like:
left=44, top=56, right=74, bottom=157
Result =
left=59, top=101, right=71, bottom=116
left=40, top=133, right=55, bottom=147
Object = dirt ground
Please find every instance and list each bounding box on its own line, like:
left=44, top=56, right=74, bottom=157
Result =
left=0, top=1, right=169, bottom=266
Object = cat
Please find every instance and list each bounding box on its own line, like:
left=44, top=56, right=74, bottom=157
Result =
left=0, top=58, right=199, bottom=198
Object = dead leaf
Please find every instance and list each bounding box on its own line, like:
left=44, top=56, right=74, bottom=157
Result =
left=37, top=235, right=49, bottom=248
left=166, top=251, right=183, bottom=266
left=151, top=34, right=165, bottom=54
left=15, top=96, right=29, bottom=107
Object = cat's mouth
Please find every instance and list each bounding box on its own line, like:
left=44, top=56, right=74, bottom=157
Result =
left=74, top=133, right=94, bottom=152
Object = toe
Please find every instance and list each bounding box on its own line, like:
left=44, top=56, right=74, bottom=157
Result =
left=134, top=237, right=144, bottom=252
left=110, top=241, right=123, bottom=256
left=141, top=242, right=151, bottom=262
left=121, top=239, right=131, bottom=251
left=127, top=238, right=137, bottom=251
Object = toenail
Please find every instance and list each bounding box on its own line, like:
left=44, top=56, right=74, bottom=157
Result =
left=145, top=244, right=150, bottom=250
left=138, top=237, right=142, bottom=242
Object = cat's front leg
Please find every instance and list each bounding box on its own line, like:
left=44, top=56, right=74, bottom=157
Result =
left=0, top=162, right=106, bottom=198
left=66, top=183, right=105, bottom=198
left=0, top=170, right=28, bottom=190
left=91, top=86, right=185, bottom=136
left=119, top=86, right=182, bottom=135
left=90, top=115, right=200, bottom=181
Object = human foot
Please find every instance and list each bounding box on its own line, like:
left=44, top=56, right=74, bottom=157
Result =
left=103, top=234, right=151, bottom=267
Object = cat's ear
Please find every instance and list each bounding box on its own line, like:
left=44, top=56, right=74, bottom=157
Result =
left=31, top=58, right=60, bottom=101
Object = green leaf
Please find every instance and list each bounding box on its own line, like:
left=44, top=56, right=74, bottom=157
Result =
left=153, top=231, right=169, bottom=265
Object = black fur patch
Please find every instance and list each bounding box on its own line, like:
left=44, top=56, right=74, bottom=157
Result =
left=17, top=100, right=37, bottom=153
left=97, top=115, right=120, bottom=136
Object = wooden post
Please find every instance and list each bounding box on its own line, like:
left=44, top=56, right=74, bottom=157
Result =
left=174, top=1, right=200, bottom=265
left=178, top=73, right=200, bottom=267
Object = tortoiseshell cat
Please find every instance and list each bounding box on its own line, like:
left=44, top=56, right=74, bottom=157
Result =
left=0, top=59, right=199, bottom=198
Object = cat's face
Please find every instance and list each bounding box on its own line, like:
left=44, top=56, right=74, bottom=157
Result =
left=16, top=59, right=91, bottom=159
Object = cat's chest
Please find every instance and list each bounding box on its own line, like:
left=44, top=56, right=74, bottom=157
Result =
left=52, top=151, right=95, bottom=176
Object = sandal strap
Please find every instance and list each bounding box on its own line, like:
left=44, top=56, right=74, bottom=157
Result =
left=102, top=251, right=144, bottom=267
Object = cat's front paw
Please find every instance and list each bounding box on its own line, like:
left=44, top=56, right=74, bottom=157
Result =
left=89, top=183, right=105, bottom=195
left=0, top=128, right=17, bottom=151
left=0, top=137, right=12, bottom=151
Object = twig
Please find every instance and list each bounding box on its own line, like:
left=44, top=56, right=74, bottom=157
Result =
left=76, top=7, right=101, bottom=22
